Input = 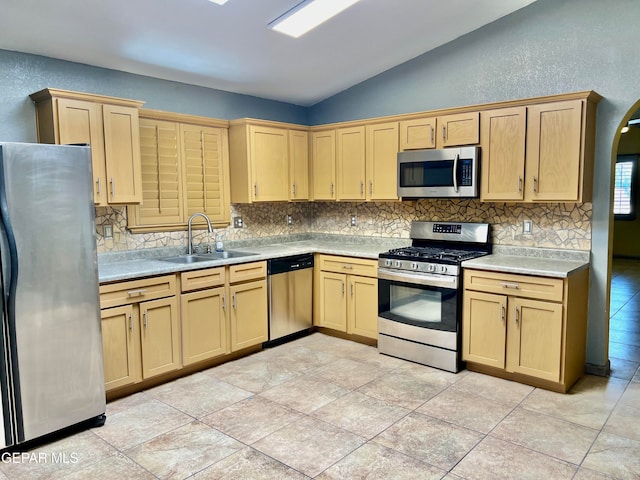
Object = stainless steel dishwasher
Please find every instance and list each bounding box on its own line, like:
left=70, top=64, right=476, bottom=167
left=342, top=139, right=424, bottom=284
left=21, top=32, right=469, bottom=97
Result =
left=266, top=254, right=314, bottom=346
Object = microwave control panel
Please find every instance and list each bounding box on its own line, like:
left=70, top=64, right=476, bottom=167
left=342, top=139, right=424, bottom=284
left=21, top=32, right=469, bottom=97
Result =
left=460, top=159, right=473, bottom=186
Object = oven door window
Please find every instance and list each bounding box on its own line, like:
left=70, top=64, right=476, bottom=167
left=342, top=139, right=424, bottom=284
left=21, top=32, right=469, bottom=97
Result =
left=378, top=278, right=458, bottom=332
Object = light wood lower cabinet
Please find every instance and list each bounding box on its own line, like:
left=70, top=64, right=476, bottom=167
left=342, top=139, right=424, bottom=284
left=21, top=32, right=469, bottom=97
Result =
left=462, top=268, right=589, bottom=392
left=100, top=275, right=180, bottom=392
left=314, top=255, right=378, bottom=340
left=229, top=261, right=268, bottom=351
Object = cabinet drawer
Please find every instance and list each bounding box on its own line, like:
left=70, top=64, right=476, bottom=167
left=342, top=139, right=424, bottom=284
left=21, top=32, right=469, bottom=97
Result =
left=100, top=275, right=177, bottom=309
left=318, top=255, right=378, bottom=278
left=464, top=269, right=563, bottom=302
left=181, top=267, right=225, bottom=292
left=228, top=261, right=267, bottom=284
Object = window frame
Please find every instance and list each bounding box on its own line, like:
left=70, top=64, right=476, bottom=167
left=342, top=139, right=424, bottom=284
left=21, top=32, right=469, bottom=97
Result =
left=614, top=154, right=638, bottom=221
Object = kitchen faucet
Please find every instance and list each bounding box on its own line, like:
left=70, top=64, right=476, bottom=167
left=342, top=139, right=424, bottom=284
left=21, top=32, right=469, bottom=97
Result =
left=187, top=213, right=213, bottom=255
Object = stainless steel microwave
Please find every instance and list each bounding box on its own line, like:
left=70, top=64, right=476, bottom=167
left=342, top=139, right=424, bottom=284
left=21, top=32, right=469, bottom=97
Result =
left=397, top=146, right=479, bottom=198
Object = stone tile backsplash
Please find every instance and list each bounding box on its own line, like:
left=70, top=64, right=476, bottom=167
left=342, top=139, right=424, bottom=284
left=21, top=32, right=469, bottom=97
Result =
left=95, top=200, right=591, bottom=253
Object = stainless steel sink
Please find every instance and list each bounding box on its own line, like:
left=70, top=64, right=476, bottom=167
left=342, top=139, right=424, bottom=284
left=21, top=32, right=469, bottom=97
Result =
left=159, top=251, right=257, bottom=264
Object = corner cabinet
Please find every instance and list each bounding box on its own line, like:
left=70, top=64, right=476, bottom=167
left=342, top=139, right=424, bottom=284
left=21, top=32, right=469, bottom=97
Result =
left=462, top=267, right=589, bottom=392
left=228, top=119, right=309, bottom=203
left=30, top=88, right=144, bottom=205
left=314, top=254, right=378, bottom=340
left=99, top=275, right=181, bottom=392
left=480, top=92, right=601, bottom=203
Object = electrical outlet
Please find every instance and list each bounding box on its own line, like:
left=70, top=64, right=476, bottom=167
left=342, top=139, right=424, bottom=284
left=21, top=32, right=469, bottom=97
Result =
left=523, top=220, right=532, bottom=234
left=233, top=216, right=243, bottom=228
left=103, top=224, right=113, bottom=239
left=350, top=214, right=357, bottom=227
left=287, top=214, right=292, bottom=225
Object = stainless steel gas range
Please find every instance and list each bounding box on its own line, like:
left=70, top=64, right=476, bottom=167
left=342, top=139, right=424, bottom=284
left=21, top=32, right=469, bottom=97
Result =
left=377, top=221, right=491, bottom=372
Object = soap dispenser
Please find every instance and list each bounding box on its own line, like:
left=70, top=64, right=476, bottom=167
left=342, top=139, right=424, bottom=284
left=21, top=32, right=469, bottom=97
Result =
left=215, top=233, right=224, bottom=252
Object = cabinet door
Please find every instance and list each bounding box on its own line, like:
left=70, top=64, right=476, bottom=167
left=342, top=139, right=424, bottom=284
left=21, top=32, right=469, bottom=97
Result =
left=102, top=104, right=142, bottom=204
left=311, top=130, right=336, bottom=200
left=525, top=100, right=583, bottom=202
left=506, top=297, right=563, bottom=382
left=462, top=291, right=507, bottom=369
left=336, top=126, right=366, bottom=200
left=101, top=304, right=141, bottom=391
left=480, top=107, right=526, bottom=202
left=181, top=124, right=230, bottom=223
left=347, top=275, right=378, bottom=339
left=366, top=122, right=399, bottom=201
left=230, top=280, right=268, bottom=351
left=437, top=112, right=479, bottom=148
left=56, top=98, right=107, bottom=205
left=133, top=118, right=183, bottom=225
left=249, top=126, right=289, bottom=202
left=140, top=297, right=181, bottom=379
left=289, top=129, right=310, bottom=200
left=316, top=271, right=347, bottom=331
left=399, top=117, right=436, bottom=150
left=182, top=287, right=228, bottom=365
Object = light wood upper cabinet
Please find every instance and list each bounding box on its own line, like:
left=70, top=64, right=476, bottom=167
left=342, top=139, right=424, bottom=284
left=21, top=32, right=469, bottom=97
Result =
left=400, top=112, right=479, bottom=150
left=311, top=130, right=337, bottom=200
left=30, top=88, right=144, bottom=206
left=366, top=122, right=399, bottom=201
left=289, top=129, right=310, bottom=200
left=336, top=126, right=366, bottom=200
left=480, top=107, right=527, bottom=201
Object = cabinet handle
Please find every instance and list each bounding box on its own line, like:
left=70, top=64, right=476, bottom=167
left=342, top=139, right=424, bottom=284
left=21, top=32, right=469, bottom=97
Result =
left=110, top=177, right=115, bottom=198
left=369, top=180, right=373, bottom=195
left=500, top=282, right=520, bottom=289
left=501, top=304, right=505, bottom=323
left=254, top=184, right=258, bottom=197
left=518, top=176, right=522, bottom=193
left=126, top=289, right=147, bottom=297
left=342, top=264, right=353, bottom=270
left=331, top=182, right=334, bottom=197
left=293, top=183, right=297, bottom=197
left=342, top=281, right=345, bottom=296
left=360, top=181, right=364, bottom=196
left=222, top=294, right=226, bottom=311
left=442, top=124, right=447, bottom=142
left=532, top=176, right=537, bottom=193
left=430, top=125, right=434, bottom=144
left=232, top=293, right=236, bottom=309
left=350, top=283, right=354, bottom=297
left=128, top=313, right=133, bottom=332
left=96, top=177, right=101, bottom=197
left=143, top=310, right=148, bottom=328
left=515, top=307, right=520, bottom=326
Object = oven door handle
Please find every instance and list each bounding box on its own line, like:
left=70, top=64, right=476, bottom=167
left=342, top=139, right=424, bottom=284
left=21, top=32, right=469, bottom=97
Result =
left=378, top=268, right=458, bottom=289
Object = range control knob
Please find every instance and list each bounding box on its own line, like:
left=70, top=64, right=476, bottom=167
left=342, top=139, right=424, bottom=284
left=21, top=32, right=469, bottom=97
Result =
left=384, top=259, right=393, bottom=267
left=395, top=260, right=403, bottom=268
left=439, top=265, right=447, bottom=273
left=427, top=264, right=436, bottom=272
left=410, top=262, right=419, bottom=270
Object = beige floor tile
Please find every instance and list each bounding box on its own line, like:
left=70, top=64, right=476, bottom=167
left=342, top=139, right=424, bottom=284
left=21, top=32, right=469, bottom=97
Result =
left=519, top=375, right=628, bottom=429
left=373, top=412, right=483, bottom=471
left=619, top=380, right=640, bottom=406
left=312, top=391, right=410, bottom=439
left=145, top=371, right=253, bottom=418
left=93, top=397, right=192, bottom=450
left=393, top=362, right=466, bottom=387
left=258, top=375, right=349, bottom=414
left=344, top=348, right=409, bottom=370
left=603, top=403, right=640, bottom=441
left=490, top=407, right=599, bottom=464
left=192, top=447, right=309, bottom=479
left=211, top=357, right=302, bottom=393
left=356, top=370, right=448, bottom=410
left=451, top=371, right=534, bottom=408
left=125, top=420, right=244, bottom=480
left=308, top=357, right=387, bottom=389
left=104, top=391, right=151, bottom=416
left=573, top=466, right=621, bottom=479
left=451, top=436, right=577, bottom=480
left=59, top=452, right=156, bottom=480
left=582, top=432, right=640, bottom=479
left=417, top=386, right=514, bottom=434
left=0, top=431, right=117, bottom=480
left=316, top=442, right=445, bottom=480
left=201, top=396, right=302, bottom=444
left=262, top=343, right=339, bottom=372
left=609, top=357, right=640, bottom=381
left=253, top=416, right=365, bottom=478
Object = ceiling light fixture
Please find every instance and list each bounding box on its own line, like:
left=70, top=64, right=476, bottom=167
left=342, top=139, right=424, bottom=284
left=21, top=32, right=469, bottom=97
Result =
left=269, top=0, right=362, bottom=38
left=207, top=0, right=228, bottom=5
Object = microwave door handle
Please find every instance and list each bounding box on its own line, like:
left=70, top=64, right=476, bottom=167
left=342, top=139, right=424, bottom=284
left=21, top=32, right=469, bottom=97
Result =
left=452, top=153, right=459, bottom=193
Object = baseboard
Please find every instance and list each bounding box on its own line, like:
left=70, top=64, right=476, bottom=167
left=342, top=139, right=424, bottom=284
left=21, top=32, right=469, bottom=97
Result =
left=585, top=360, right=610, bottom=377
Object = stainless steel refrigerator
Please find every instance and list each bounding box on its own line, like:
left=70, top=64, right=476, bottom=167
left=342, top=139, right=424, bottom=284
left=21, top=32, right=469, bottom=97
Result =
left=0, top=142, right=105, bottom=449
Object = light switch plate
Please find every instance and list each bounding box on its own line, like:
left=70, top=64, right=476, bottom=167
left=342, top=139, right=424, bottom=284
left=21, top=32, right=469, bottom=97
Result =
left=523, top=220, right=532, bottom=234
left=103, top=224, right=113, bottom=239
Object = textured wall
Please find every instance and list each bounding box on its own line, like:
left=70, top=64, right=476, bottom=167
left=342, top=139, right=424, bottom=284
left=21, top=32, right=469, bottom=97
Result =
left=96, top=201, right=591, bottom=253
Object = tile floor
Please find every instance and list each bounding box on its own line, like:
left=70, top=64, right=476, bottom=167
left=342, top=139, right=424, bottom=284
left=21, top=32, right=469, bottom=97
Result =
left=1, top=260, right=639, bottom=480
